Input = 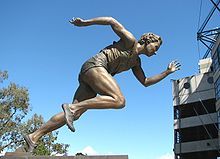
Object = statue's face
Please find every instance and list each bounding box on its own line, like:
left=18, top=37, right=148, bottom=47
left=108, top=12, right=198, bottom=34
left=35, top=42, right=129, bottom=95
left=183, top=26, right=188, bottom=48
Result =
left=144, top=41, right=160, bottom=57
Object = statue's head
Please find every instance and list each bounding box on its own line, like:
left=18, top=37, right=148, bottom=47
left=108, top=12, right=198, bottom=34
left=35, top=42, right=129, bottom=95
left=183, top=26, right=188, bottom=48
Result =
left=138, top=33, right=162, bottom=57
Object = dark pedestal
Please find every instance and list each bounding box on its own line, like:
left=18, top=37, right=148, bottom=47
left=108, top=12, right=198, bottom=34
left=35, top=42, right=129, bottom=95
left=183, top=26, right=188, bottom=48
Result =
left=4, top=147, right=31, bottom=157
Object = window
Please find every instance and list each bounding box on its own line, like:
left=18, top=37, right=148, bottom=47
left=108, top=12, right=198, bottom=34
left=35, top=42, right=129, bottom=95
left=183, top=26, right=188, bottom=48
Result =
left=174, top=130, right=180, bottom=144
left=174, top=107, right=180, bottom=119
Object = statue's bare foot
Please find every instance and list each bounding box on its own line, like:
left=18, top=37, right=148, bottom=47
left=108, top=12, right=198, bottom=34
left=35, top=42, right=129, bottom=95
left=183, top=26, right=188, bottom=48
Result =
left=62, top=103, right=76, bottom=132
left=23, top=134, right=37, bottom=153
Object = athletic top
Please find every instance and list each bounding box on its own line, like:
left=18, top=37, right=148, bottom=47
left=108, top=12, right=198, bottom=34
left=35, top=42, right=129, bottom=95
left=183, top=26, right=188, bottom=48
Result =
left=80, top=42, right=141, bottom=76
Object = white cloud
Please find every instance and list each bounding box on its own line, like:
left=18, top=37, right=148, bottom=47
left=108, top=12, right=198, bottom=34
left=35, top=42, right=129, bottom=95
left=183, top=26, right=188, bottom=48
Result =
left=75, top=146, right=98, bottom=156
left=157, top=153, right=174, bottom=159
left=50, top=152, right=66, bottom=156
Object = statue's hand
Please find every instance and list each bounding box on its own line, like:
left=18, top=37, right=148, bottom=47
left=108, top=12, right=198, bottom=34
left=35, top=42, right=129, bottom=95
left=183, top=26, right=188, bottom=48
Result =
left=167, top=60, right=181, bottom=74
left=69, top=17, right=85, bottom=26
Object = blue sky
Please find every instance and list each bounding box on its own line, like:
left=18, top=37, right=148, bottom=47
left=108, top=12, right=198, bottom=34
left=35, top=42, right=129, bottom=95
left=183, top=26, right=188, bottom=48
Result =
left=1, top=0, right=219, bottom=159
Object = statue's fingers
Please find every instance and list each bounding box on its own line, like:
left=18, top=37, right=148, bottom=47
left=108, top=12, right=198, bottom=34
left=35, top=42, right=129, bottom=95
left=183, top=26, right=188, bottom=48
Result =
left=176, top=67, right=181, bottom=71
left=171, top=60, right=178, bottom=66
left=70, top=17, right=76, bottom=23
left=176, top=64, right=181, bottom=68
left=174, top=60, right=179, bottom=65
left=174, top=61, right=180, bottom=66
left=70, top=17, right=75, bottom=21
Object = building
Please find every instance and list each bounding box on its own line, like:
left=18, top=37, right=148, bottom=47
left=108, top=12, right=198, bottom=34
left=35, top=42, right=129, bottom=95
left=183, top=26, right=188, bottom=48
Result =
left=172, top=34, right=220, bottom=159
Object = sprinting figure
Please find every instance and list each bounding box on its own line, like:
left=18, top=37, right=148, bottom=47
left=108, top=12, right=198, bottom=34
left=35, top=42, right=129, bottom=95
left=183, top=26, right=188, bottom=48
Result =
left=24, top=16, right=180, bottom=152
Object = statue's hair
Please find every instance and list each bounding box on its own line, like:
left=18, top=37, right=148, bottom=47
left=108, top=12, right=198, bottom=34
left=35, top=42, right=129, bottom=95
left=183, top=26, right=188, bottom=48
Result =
left=138, top=33, right=162, bottom=46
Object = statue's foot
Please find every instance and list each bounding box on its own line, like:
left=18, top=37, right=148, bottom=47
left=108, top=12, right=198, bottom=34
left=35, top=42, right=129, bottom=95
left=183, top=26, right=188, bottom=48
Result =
left=23, top=135, right=37, bottom=153
left=62, top=103, right=76, bottom=132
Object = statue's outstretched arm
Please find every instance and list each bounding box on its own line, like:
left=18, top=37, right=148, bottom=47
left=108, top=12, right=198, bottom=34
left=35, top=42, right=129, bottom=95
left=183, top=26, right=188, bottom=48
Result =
left=132, top=61, right=180, bottom=87
left=69, top=17, right=136, bottom=48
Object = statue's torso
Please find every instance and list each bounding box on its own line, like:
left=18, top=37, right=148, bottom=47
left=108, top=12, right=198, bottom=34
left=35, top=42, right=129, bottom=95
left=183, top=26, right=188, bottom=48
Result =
left=80, top=41, right=140, bottom=76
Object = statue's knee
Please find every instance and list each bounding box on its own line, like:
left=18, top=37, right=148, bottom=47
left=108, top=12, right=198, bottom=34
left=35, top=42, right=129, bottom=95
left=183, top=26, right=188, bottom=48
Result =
left=115, top=96, right=126, bottom=109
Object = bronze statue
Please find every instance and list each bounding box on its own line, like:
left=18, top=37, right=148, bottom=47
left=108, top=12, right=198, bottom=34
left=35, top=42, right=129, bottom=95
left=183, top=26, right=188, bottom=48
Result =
left=24, top=16, right=180, bottom=152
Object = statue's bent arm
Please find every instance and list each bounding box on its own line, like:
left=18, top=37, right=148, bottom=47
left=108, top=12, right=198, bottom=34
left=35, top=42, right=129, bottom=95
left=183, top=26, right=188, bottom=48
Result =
left=70, top=16, right=136, bottom=49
